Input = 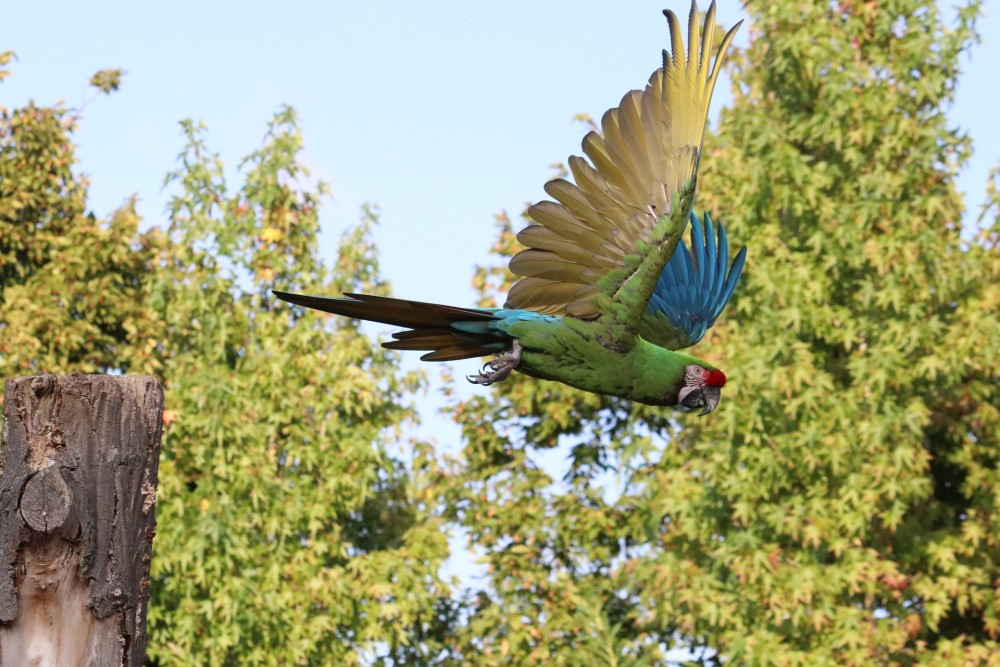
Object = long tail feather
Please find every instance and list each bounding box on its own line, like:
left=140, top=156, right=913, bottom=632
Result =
left=273, top=291, right=511, bottom=362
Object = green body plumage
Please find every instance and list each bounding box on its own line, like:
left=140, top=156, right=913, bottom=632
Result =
left=272, top=291, right=721, bottom=408
left=502, top=312, right=716, bottom=406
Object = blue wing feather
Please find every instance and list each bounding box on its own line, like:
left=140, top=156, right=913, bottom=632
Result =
left=641, top=212, right=746, bottom=349
left=698, top=215, right=713, bottom=297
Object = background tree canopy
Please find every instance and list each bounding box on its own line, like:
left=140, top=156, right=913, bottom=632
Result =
left=1, top=0, right=998, bottom=665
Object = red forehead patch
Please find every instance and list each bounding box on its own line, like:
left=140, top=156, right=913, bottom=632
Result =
left=706, top=370, right=727, bottom=387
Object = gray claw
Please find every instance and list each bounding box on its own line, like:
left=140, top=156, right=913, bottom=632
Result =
left=467, top=340, right=522, bottom=386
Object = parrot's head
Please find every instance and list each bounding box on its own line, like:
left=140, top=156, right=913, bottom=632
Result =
left=678, top=365, right=727, bottom=416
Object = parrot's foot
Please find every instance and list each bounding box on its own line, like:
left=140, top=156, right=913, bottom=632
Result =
left=467, top=340, right=522, bottom=386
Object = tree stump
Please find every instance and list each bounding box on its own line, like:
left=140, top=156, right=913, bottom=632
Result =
left=0, top=375, right=163, bottom=666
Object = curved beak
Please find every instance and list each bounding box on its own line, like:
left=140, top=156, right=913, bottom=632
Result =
left=680, top=385, right=722, bottom=416
left=698, top=385, right=721, bottom=416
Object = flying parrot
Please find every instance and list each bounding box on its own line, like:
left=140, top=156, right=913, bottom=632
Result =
left=275, top=1, right=745, bottom=415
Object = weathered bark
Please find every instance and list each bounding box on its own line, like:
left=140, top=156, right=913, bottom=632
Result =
left=0, top=375, right=163, bottom=667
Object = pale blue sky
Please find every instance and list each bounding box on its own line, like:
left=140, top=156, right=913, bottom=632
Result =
left=5, top=1, right=995, bottom=317
left=3, top=0, right=997, bottom=621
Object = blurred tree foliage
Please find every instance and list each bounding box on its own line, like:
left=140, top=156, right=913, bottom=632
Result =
left=0, top=70, right=162, bottom=381
left=436, top=0, right=999, bottom=665
left=145, top=110, right=451, bottom=665
left=2, top=0, right=999, bottom=664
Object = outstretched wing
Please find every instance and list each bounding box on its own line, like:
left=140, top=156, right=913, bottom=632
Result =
left=639, top=211, right=746, bottom=350
left=505, top=1, right=740, bottom=348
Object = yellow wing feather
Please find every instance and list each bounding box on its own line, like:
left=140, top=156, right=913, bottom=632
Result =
left=505, top=1, right=740, bottom=345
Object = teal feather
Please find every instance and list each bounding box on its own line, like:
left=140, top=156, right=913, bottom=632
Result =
left=643, top=212, right=746, bottom=348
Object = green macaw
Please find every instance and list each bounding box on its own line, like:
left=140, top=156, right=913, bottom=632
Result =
left=276, top=1, right=745, bottom=415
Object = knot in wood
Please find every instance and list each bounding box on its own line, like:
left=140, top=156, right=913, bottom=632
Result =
left=29, top=374, right=56, bottom=397
left=20, top=467, right=72, bottom=533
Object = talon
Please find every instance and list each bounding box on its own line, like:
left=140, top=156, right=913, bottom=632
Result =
left=466, top=340, right=522, bottom=387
